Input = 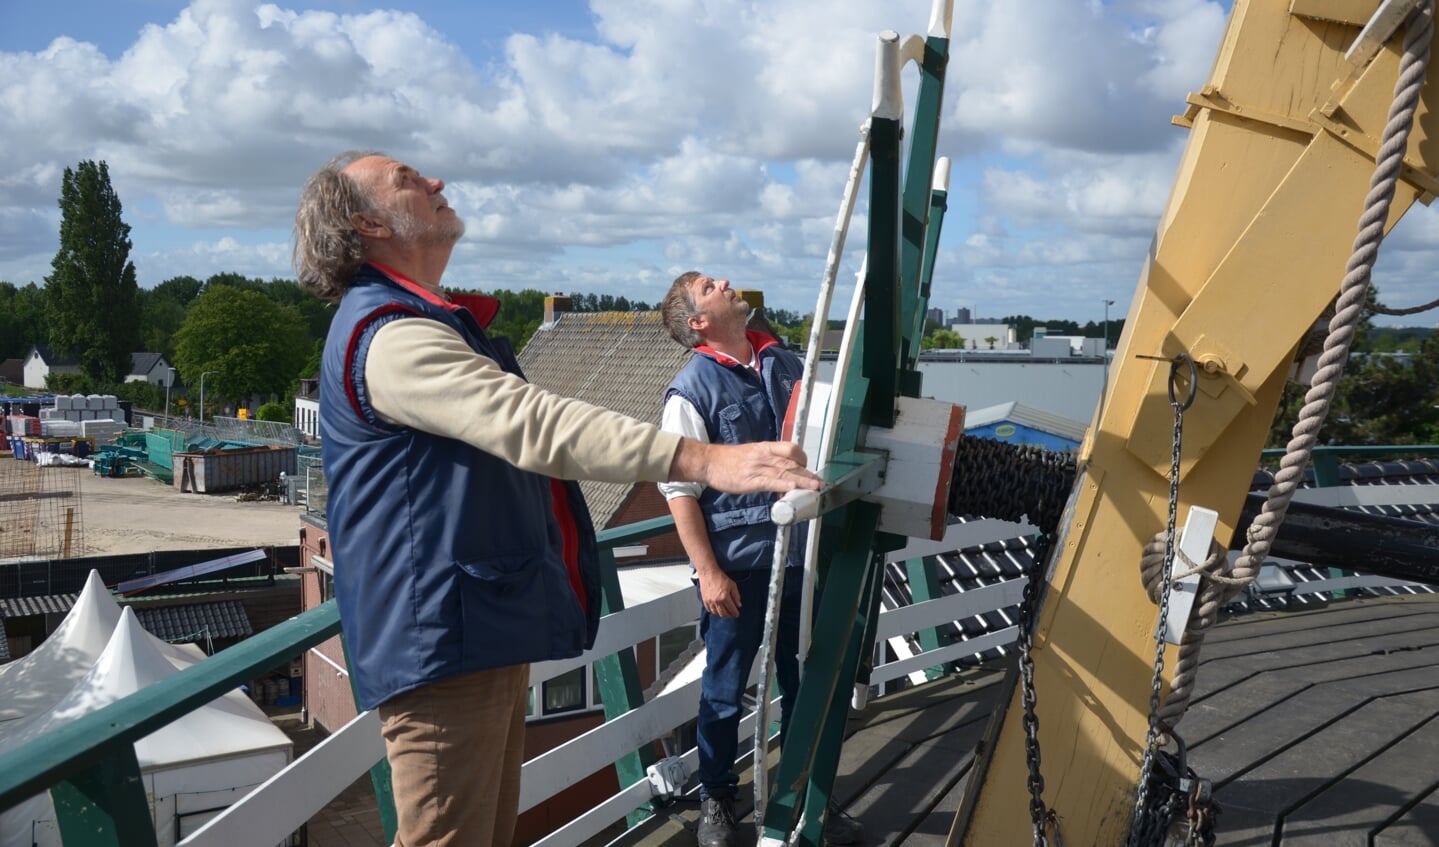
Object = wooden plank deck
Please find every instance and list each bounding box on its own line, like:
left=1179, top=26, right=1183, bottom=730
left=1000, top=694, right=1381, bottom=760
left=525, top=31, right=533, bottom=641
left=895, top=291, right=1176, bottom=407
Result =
left=600, top=594, right=1439, bottom=846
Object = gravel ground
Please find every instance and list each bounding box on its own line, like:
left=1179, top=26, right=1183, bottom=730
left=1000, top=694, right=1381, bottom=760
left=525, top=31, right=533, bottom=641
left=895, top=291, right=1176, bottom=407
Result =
left=0, top=455, right=305, bottom=557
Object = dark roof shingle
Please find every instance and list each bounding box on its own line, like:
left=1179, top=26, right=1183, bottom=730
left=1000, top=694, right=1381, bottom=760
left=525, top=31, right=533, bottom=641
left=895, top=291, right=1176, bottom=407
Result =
left=517, top=311, right=694, bottom=527
left=0, top=593, right=79, bottom=618
left=129, top=352, right=164, bottom=376
left=132, top=599, right=254, bottom=642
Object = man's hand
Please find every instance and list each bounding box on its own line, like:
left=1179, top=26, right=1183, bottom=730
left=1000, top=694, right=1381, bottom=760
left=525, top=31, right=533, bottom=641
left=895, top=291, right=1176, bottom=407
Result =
left=697, top=569, right=741, bottom=618
left=670, top=440, right=821, bottom=494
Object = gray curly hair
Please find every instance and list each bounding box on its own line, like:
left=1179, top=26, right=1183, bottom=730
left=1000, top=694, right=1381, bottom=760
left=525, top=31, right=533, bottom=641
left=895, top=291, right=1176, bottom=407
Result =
left=293, top=150, right=382, bottom=303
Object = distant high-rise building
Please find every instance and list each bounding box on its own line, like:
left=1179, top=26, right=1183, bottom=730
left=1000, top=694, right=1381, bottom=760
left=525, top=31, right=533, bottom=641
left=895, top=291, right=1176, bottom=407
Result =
left=925, top=307, right=945, bottom=327
left=955, top=306, right=972, bottom=324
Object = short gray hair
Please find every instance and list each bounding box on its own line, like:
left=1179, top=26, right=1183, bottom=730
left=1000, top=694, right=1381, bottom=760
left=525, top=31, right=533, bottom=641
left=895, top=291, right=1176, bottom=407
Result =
left=293, top=150, right=382, bottom=303
left=661, top=270, right=703, bottom=347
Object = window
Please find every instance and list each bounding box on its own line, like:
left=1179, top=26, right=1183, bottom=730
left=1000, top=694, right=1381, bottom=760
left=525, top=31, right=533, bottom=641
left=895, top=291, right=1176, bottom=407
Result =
left=658, top=623, right=699, bottom=675
left=541, top=667, right=586, bottom=715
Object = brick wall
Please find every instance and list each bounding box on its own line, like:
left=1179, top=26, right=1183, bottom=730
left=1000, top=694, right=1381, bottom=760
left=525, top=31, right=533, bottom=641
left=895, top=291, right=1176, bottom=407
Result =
left=608, top=482, right=686, bottom=560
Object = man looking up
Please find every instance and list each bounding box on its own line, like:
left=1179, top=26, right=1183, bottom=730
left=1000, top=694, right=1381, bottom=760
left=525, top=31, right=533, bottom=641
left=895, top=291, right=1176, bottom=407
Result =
left=293, top=153, right=821, bottom=847
left=658, top=271, right=863, bottom=846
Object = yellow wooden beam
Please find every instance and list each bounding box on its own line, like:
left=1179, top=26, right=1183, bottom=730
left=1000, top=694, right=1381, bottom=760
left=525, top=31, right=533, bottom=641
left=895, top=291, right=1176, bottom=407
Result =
left=951, top=1, right=1439, bottom=843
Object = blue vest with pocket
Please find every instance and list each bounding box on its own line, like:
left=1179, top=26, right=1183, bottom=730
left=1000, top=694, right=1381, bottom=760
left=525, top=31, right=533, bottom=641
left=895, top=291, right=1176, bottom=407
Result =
left=320, top=264, right=600, bottom=710
left=665, top=336, right=806, bottom=573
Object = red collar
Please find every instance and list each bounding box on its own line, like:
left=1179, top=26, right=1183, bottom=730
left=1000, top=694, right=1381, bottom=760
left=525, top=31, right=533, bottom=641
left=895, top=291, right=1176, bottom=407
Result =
left=367, top=262, right=499, bottom=328
left=694, top=329, right=781, bottom=366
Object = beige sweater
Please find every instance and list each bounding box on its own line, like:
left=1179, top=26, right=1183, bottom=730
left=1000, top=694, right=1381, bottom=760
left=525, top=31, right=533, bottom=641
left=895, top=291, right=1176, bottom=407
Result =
left=365, top=317, right=681, bottom=483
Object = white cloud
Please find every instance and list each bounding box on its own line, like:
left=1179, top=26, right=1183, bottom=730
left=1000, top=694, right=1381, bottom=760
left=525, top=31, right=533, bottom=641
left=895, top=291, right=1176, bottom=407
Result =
left=34, top=0, right=1419, bottom=330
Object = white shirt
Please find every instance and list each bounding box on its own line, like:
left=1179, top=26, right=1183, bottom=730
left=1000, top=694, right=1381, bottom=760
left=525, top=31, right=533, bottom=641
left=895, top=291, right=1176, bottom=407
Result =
left=656, top=346, right=761, bottom=501
left=656, top=395, right=708, bottom=500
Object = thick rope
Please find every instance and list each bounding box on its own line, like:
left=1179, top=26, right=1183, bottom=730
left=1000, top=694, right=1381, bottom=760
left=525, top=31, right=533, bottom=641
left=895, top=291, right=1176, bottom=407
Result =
left=1235, top=1, right=1432, bottom=585
left=1370, top=294, right=1439, bottom=316
left=1137, top=534, right=1236, bottom=728
left=1141, top=0, right=1433, bottom=732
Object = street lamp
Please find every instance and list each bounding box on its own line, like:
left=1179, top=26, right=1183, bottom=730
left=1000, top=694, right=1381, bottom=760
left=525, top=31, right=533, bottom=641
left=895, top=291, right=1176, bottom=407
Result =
left=1100, top=299, right=1115, bottom=424
left=199, top=371, right=219, bottom=423
left=1103, top=299, right=1115, bottom=354
left=164, top=367, right=176, bottom=426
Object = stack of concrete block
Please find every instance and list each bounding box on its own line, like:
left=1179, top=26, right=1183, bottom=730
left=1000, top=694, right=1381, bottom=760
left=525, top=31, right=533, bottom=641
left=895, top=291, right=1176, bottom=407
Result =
left=80, top=418, right=125, bottom=441
left=40, top=419, right=82, bottom=437
left=44, top=394, right=123, bottom=424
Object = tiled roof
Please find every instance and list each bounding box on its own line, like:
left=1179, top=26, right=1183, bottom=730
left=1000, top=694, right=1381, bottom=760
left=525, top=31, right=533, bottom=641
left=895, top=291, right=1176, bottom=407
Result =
left=517, top=311, right=694, bottom=528
left=28, top=344, right=78, bottom=367
left=0, top=593, right=79, bottom=618
left=1252, top=458, right=1439, bottom=526
left=132, top=599, right=254, bottom=642
left=884, top=456, right=1439, bottom=668
left=130, top=351, right=164, bottom=376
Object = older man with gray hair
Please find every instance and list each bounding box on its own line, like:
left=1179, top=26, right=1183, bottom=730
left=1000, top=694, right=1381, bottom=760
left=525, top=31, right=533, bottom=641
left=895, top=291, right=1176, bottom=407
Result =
left=293, top=151, right=820, bottom=847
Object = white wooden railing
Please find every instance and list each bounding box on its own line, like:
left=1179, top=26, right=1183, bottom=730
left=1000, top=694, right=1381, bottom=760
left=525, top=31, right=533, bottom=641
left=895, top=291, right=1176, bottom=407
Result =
left=181, top=491, right=1436, bottom=847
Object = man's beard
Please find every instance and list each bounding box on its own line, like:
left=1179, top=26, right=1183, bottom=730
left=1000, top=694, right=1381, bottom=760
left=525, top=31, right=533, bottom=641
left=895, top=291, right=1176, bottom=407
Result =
left=389, top=207, right=465, bottom=246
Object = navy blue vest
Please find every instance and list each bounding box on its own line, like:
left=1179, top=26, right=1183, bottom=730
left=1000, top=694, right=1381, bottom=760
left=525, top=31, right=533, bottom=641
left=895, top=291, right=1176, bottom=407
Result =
left=666, top=334, right=806, bottom=573
left=320, top=265, right=600, bottom=709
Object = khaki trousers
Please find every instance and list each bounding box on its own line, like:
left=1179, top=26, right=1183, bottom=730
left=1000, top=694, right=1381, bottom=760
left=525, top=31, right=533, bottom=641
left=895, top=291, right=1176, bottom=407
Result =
left=378, top=664, right=530, bottom=846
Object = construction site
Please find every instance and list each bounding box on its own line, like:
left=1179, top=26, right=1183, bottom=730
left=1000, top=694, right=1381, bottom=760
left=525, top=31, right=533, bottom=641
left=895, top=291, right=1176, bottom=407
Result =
left=0, top=413, right=311, bottom=562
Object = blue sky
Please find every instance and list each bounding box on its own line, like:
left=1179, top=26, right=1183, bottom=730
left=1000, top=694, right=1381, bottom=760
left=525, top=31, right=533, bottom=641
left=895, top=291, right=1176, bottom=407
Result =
left=0, top=0, right=1433, bottom=327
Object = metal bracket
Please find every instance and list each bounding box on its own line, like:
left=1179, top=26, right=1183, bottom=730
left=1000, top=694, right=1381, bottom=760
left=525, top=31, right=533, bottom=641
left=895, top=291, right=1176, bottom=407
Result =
left=645, top=757, right=687, bottom=802
left=772, top=450, right=886, bottom=525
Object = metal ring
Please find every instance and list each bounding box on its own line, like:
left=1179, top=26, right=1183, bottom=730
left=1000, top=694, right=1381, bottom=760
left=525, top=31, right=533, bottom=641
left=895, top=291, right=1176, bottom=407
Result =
left=1168, top=354, right=1197, bottom=412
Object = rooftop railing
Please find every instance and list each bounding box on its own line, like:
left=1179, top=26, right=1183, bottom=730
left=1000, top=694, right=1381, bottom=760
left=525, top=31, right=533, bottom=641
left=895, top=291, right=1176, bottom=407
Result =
left=1, top=446, right=1435, bottom=845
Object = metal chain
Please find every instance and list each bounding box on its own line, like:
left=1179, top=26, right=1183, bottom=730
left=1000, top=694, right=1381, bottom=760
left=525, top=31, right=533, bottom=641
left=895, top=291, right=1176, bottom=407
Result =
left=947, top=434, right=1076, bottom=845
left=1017, top=529, right=1053, bottom=845
left=1128, top=356, right=1196, bottom=847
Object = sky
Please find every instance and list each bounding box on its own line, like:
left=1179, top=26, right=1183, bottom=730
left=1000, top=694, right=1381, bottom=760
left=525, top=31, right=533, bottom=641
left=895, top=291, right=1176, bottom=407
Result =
left=0, top=0, right=1434, bottom=328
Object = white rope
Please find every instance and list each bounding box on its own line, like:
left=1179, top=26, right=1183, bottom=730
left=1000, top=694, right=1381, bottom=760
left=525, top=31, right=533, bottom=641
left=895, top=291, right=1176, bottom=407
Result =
left=1140, top=0, right=1433, bottom=732
left=752, top=122, right=872, bottom=826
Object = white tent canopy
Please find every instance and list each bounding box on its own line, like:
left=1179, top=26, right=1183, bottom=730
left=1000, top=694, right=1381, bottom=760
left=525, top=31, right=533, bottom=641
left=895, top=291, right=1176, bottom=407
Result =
left=0, top=588, right=292, bottom=847
left=0, top=570, right=199, bottom=725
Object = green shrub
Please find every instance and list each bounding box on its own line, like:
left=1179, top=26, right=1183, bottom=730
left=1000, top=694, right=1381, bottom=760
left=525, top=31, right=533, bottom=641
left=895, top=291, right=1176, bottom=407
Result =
left=256, top=401, right=292, bottom=423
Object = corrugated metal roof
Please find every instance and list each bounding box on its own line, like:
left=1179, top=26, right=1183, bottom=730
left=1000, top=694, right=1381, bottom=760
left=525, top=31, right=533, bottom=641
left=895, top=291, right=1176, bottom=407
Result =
left=963, top=401, right=1088, bottom=444
left=132, top=599, right=253, bottom=643
left=0, top=593, right=79, bottom=618
left=517, top=311, right=694, bottom=528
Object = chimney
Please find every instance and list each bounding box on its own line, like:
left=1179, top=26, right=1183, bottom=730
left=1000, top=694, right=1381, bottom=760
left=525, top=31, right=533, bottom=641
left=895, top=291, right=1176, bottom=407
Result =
left=740, top=290, right=784, bottom=345
left=542, top=294, right=572, bottom=329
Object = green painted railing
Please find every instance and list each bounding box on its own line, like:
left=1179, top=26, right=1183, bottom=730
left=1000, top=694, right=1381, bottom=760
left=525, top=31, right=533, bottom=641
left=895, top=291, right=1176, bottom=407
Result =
left=0, top=515, right=676, bottom=845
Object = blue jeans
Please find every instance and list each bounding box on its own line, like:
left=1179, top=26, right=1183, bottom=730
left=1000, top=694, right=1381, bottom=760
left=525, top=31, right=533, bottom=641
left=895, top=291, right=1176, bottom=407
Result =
left=696, top=565, right=804, bottom=800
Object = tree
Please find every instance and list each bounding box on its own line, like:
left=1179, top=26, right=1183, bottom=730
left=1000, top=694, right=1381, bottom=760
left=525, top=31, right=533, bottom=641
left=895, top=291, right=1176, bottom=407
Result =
left=767, top=307, right=802, bottom=327
left=45, top=160, right=141, bottom=383
left=481, top=288, right=549, bottom=350
left=172, top=286, right=309, bottom=410
left=922, top=329, right=962, bottom=350
left=0, top=282, right=49, bottom=359
left=151, top=275, right=204, bottom=306
left=1267, top=323, right=1438, bottom=447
